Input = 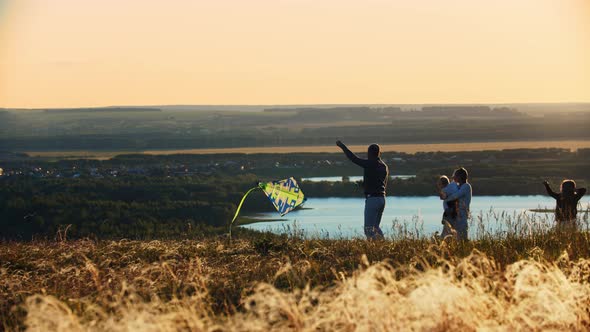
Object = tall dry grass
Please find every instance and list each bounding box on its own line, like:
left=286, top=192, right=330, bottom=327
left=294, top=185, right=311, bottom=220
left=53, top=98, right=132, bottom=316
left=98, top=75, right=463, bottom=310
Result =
left=2, top=215, right=590, bottom=331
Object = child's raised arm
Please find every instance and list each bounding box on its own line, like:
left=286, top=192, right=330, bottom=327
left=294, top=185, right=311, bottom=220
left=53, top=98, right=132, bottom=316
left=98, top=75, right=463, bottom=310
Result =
left=543, top=180, right=559, bottom=199
left=575, top=187, right=587, bottom=200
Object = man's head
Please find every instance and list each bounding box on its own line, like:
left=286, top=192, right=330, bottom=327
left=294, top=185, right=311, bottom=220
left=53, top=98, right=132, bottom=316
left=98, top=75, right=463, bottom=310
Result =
left=368, top=144, right=380, bottom=160
left=453, top=167, right=468, bottom=184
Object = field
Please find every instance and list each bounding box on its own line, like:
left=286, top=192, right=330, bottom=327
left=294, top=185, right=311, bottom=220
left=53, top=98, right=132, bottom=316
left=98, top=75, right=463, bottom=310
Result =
left=24, top=139, right=590, bottom=159
left=3, top=217, right=590, bottom=331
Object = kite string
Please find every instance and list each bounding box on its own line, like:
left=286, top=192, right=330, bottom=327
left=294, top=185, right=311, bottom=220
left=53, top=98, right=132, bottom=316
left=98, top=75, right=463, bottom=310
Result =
left=228, top=186, right=261, bottom=240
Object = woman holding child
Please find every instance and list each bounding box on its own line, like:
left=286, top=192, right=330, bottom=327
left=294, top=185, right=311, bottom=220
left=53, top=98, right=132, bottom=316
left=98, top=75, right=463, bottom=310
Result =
left=437, top=175, right=458, bottom=239
left=438, top=167, right=472, bottom=241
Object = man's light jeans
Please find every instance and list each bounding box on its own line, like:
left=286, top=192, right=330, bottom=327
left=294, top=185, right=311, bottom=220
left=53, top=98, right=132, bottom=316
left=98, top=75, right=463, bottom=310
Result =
left=364, top=196, right=385, bottom=239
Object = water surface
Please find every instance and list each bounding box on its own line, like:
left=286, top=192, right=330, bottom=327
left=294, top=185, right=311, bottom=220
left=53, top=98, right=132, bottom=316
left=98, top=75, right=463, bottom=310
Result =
left=302, top=175, right=415, bottom=182
left=243, top=195, right=590, bottom=238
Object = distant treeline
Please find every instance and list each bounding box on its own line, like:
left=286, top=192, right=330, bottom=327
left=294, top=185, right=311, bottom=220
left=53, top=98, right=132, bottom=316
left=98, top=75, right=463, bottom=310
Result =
left=1, top=105, right=588, bottom=151
left=2, top=119, right=589, bottom=151
left=43, top=107, right=162, bottom=113
left=421, top=106, right=521, bottom=116
left=264, top=106, right=402, bottom=113
left=264, top=106, right=523, bottom=117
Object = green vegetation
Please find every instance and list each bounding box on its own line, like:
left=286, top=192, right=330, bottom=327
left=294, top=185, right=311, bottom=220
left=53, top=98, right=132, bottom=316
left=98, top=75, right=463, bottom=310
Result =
left=0, top=174, right=267, bottom=240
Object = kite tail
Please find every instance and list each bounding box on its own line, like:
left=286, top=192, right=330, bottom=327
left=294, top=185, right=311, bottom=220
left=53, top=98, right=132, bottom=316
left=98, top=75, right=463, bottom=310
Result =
left=229, top=185, right=261, bottom=240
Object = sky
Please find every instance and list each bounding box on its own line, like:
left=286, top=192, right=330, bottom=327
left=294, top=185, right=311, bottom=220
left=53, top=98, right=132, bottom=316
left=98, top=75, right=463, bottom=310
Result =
left=0, top=0, right=589, bottom=108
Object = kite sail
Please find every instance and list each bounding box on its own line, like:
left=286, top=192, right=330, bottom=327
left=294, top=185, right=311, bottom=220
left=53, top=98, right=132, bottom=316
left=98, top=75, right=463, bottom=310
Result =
left=260, top=178, right=306, bottom=216
left=229, top=177, right=306, bottom=239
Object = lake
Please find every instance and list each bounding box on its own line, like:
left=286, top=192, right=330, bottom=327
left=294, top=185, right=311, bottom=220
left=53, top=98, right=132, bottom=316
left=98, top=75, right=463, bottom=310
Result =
left=302, top=175, right=415, bottom=182
left=242, top=195, right=590, bottom=239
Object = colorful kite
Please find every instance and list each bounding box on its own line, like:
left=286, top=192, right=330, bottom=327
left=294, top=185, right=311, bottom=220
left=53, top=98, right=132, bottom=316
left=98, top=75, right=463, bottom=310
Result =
left=229, top=177, right=306, bottom=238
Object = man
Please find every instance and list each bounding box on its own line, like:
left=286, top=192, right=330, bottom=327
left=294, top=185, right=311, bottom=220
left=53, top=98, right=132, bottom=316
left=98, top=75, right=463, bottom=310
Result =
left=336, top=140, right=389, bottom=239
left=442, top=167, right=472, bottom=241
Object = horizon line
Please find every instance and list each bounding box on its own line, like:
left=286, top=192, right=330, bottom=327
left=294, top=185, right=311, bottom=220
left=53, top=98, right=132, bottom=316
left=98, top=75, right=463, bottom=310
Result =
left=3, top=101, right=590, bottom=110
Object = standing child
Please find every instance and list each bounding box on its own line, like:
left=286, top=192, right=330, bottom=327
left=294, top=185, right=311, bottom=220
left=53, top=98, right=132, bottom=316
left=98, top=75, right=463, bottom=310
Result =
left=543, top=180, right=587, bottom=228
left=443, top=167, right=472, bottom=241
left=437, top=175, right=459, bottom=239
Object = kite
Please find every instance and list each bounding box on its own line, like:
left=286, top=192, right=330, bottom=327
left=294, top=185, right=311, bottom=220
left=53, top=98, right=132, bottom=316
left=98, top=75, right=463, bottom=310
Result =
left=229, top=177, right=306, bottom=239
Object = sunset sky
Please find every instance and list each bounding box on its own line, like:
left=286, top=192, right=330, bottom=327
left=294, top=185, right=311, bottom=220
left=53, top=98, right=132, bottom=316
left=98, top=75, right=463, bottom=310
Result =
left=0, top=0, right=589, bottom=108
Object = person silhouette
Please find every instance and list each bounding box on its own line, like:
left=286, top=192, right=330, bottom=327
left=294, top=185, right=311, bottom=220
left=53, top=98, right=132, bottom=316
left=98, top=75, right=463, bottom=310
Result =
left=543, top=180, right=586, bottom=228
left=437, top=175, right=459, bottom=239
left=442, top=167, right=472, bottom=241
left=336, top=140, right=389, bottom=239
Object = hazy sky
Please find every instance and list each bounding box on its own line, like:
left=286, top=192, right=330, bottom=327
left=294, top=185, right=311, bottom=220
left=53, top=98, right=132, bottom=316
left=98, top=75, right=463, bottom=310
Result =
left=1, top=0, right=589, bottom=108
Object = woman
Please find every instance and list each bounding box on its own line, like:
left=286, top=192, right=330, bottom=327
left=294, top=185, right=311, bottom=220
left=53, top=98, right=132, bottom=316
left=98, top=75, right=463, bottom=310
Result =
left=437, top=175, right=459, bottom=239
left=442, top=167, right=472, bottom=241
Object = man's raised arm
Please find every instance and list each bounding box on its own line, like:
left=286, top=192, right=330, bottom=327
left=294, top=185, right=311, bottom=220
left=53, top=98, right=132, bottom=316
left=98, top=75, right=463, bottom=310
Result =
left=336, top=140, right=368, bottom=168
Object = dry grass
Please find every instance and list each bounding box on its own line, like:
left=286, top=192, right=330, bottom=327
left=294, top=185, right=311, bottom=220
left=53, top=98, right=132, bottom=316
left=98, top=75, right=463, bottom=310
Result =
left=24, top=139, right=590, bottom=158
left=2, top=222, right=590, bottom=331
